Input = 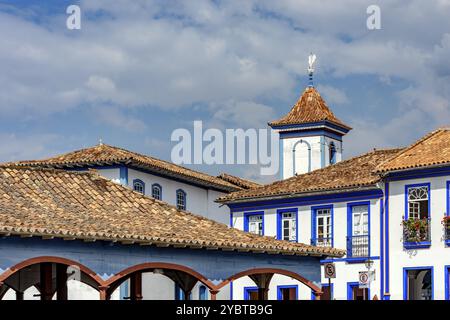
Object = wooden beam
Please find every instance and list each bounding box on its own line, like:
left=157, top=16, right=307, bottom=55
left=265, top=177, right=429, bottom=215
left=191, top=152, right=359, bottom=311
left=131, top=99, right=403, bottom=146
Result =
left=56, top=264, right=68, bottom=301
left=40, top=263, right=53, bottom=301
left=129, top=273, right=143, bottom=301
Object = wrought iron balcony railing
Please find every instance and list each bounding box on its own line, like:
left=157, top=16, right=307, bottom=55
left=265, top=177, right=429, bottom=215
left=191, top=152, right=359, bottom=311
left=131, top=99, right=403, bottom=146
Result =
left=310, top=237, right=333, bottom=248
left=402, top=218, right=431, bottom=243
left=444, top=218, right=450, bottom=242
left=346, top=235, right=369, bottom=258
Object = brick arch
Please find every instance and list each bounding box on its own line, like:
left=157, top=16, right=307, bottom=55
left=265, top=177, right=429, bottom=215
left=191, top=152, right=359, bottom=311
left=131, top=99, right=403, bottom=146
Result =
left=104, top=262, right=217, bottom=293
left=0, top=256, right=105, bottom=289
left=216, top=267, right=322, bottom=294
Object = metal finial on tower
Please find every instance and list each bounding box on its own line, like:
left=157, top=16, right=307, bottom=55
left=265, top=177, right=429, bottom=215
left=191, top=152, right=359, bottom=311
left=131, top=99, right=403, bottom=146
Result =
left=307, top=53, right=317, bottom=87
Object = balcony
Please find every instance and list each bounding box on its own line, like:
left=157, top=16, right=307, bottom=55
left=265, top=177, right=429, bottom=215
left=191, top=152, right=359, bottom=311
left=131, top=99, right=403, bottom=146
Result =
left=444, top=217, right=450, bottom=245
left=346, top=235, right=369, bottom=259
left=403, top=218, right=431, bottom=249
left=310, top=237, right=333, bottom=248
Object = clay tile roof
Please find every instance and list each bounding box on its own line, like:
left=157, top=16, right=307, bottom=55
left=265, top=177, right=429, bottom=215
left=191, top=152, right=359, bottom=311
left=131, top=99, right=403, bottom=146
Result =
left=217, top=173, right=261, bottom=190
left=377, top=128, right=450, bottom=173
left=0, top=166, right=344, bottom=257
left=12, top=144, right=241, bottom=192
left=218, top=148, right=402, bottom=203
left=269, top=87, right=351, bottom=130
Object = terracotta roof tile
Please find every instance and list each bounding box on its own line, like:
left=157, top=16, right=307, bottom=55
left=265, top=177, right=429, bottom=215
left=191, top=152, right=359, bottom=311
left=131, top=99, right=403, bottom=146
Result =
left=269, top=87, right=351, bottom=130
left=217, top=173, right=261, bottom=190
left=12, top=144, right=241, bottom=192
left=0, top=166, right=344, bottom=257
left=218, top=148, right=402, bottom=203
left=377, top=128, right=450, bottom=173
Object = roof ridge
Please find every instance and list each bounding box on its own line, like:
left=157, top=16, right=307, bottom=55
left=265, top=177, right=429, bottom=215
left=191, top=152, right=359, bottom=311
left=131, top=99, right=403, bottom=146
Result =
left=375, top=129, right=447, bottom=172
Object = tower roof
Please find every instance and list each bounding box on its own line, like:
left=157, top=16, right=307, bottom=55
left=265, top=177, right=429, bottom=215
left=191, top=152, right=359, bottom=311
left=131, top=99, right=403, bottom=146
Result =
left=269, top=87, right=351, bottom=131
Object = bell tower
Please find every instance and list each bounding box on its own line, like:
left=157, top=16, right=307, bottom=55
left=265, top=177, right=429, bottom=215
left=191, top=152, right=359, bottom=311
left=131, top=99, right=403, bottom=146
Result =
left=269, top=54, right=351, bottom=179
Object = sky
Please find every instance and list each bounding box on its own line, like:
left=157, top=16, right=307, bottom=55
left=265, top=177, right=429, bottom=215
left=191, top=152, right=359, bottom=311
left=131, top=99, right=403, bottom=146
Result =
left=1, top=0, right=450, bottom=183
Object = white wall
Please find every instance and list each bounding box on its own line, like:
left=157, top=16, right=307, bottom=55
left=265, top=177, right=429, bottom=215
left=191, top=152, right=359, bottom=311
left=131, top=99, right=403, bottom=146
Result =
left=232, top=197, right=381, bottom=300
left=387, top=176, right=450, bottom=300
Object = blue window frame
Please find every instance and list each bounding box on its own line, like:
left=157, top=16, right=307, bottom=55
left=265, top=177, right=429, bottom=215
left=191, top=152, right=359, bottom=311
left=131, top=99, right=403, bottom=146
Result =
left=403, top=266, right=433, bottom=300
left=276, top=208, right=298, bottom=242
left=199, top=285, right=208, bottom=300
left=404, top=183, right=431, bottom=249
left=151, top=183, right=162, bottom=200
left=445, top=266, right=450, bottom=300
left=244, top=211, right=264, bottom=235
left=176, top=189, right=186, bottom=210
left=243, top=286, right=258, bottom=300
left=446, top=182, right=450, bottom=246
left=346, top=201, right=370, bottom=261
left=329, top=142, right=337, bottom=165
left=311, top=205, right=333, bottom=247
left=347, top=282, right=370, bottom=300
left=132, top=179, right=145, bottom=194
left=277, top=285, right=298, bottom=300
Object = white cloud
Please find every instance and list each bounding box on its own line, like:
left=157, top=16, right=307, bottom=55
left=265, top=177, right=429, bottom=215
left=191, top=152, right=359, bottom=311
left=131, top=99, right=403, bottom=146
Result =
left=316, top=84, right=349, bottom=105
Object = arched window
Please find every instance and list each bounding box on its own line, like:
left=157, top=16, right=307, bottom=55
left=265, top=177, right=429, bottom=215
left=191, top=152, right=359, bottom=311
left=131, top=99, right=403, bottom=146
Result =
left=199, top=285, right=208, bottom=300
left=133, top=179, right=145, bottom=194
left=151, top=183, right=162, bottom=200
left=176, top=189, right=186, bottom=210
left=329, top=142, right=337, bottom=165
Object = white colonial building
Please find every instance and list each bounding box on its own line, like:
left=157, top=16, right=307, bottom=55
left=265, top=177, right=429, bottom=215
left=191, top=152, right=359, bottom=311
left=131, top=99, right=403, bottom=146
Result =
left=218, top=83, right=450, bottom=300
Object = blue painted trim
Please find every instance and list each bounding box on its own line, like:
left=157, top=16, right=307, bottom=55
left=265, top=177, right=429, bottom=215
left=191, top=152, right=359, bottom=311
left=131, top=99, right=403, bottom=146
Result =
left=151, top=183, right=162, bottom=200
left=311, top=204, right=334, bottom=247
left=447, top=181, right=450, bottom=217
left=276, top=208, right=298, bottom=241
left=403, top=241, right=431, bottom=249
left=230, top=281, right=233, bottom=301
left=380, top=199, right=384, bottom=300
left=280, top=129, right=343, bottom=142
left=229, top=213, right=233, bottom=228
left=445, top=265, right=450, bottom=300
left=347, top=282, right=370, bottom=300
left=404, top=182, right=431, bottom=219
left=176, top=188, right=187, bottom=210
left=119, top=166, right=128, bottom=186
left=243, top=211, right=265, bottom=235
left=385, top=165, right=450, bottom=182
left=132, top=178, right=145, bottom=194
left=320, top=256, right=380, bottom=263
left=277, top=285, right=298, bottom=300
left=271, top=120, right=350, bottom=134
left=403, top=266, right=434, bottom=300
left=292, top=139, right=311, bottom=174
left=346, top=201, right=371, bottom=258
left=228, top=189, right=383, bottom=212
left=384, top=182, right=390, bottom=298
left=329, top=142, right=336, bottom=165
left=199, top=285, right=207, bottom=300
left=243, top=286, right=258, bottom=300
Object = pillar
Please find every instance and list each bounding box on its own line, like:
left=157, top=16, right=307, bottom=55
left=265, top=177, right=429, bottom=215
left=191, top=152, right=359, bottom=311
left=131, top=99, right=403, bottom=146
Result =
left=249, top=273, right=273, bottom=301
left=40, top=263, right=53, bottom=301
left=16, top=290, right=24, bottom=301
left=99, top=285, right=110, bottom=300
left=312, top=291, right=322, bottom=300
left=129, top=273, right=143, bottom=301
left=56, top=264, right=68, bottom=301
left=209, top=289, right=219, bottom=301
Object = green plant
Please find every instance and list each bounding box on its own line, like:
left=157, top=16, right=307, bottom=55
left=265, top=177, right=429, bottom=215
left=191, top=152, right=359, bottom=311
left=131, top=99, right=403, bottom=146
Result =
left=402, top=217, right=429, bottom=242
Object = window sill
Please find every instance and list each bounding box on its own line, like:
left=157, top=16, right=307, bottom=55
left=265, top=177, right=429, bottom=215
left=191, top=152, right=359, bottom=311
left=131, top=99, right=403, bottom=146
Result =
left=403, top=241, right=431, bottom=249
left=344, top=257, right=370, bottom=264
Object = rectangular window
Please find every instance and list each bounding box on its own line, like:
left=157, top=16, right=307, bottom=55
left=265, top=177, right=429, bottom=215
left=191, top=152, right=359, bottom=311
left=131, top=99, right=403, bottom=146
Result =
left=277, top=286, right=297, bottom=300
left=404, top=267, right=433, bottom=300
left=407, top=185, right=429, bottom=219
left=315, top=207, right=332, bottom=247
left=347, top=203, right=370, bottom=258
left=281, top=212, right=297, bottom=242
left=245, top=214, right=263, bottom=235
left=244, top=287, right=258, bottom=300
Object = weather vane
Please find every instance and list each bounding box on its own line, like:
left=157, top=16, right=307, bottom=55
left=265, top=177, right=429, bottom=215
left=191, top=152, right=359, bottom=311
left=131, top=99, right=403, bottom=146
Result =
left=308, top=53, right=317, bottom=87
